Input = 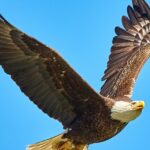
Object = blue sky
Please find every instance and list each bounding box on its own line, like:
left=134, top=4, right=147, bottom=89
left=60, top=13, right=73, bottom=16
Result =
left=0, top=0, right=150, bottom=150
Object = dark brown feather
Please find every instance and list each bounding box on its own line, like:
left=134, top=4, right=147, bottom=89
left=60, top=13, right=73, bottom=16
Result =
left=127, top=6, right=139, bottom=25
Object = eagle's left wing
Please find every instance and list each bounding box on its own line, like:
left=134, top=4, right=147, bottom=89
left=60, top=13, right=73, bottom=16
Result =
left=0, top=15, right=107, bottom=128
left=100, top=0, right=150, bottom=99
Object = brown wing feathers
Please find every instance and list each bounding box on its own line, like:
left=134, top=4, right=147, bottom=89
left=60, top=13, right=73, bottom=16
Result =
left=0, top=15, right=106, bottom=127
left=101, top=0, right=150, bottom=99
left=0, top=21, right=76, bottom=126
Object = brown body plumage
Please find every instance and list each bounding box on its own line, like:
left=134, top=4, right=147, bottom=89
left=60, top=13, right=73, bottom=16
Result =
left=64, top=97, right=126, bottom=144
left=0, top=0, right=149, bottom=149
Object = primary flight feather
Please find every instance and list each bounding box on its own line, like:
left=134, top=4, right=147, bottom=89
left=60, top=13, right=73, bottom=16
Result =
left=0, top=0, right=149, bottom=150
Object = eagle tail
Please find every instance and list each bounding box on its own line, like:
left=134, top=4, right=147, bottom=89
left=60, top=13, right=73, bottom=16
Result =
left=27, top=134, right=88, bottom=150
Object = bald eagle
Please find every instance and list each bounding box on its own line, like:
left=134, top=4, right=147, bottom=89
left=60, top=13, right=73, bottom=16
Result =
left=0, top=0, right=149, bottom=150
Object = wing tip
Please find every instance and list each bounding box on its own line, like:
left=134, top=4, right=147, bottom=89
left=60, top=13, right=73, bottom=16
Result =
left=0, top=14, right=7, bottom=22
left=0, top=14, right=14, bottom=27
left=132, top=0, right=150, bottom=19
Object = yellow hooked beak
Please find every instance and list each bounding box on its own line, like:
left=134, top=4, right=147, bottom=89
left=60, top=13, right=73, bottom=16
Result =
left=132, top=101, right=145, bottom=110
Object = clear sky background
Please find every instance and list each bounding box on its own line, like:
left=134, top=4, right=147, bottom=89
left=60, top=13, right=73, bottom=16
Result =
left=0, top=0, right=150, bottom=150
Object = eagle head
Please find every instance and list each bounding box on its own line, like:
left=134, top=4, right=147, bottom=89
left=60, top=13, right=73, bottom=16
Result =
left=111, top=101, right=145, bottom=123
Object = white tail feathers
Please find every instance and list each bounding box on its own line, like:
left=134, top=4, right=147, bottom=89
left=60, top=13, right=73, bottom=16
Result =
left=27, top=134, right=88, bottom=150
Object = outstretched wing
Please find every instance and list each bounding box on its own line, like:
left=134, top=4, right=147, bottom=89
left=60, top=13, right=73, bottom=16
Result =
left=0, top=15, right=106, bottom=127
left=100, top=0, right=150, bottom=99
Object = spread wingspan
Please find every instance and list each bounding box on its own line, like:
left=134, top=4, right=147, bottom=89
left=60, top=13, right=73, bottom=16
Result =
left=100, top=0, right=150, bottom=99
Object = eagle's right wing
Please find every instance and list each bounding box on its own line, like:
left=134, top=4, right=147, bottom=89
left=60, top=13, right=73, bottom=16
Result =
left=101, top=0, right=150, bottom=99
